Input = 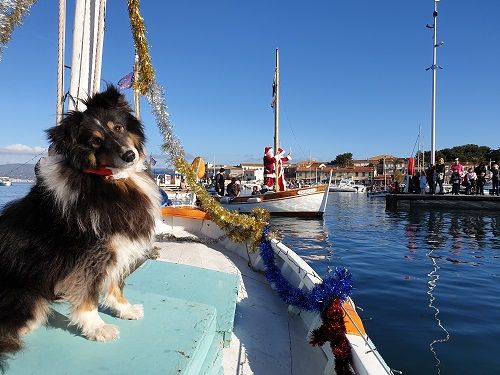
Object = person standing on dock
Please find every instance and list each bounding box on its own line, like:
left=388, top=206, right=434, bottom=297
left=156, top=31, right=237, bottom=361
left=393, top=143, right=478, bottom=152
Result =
left=419, top=172, right=427, bottom=195
left=215, top=167, right=226, bottom=196
left=426, top=164, right=435, bottom=194
left=450, top=158, right=464, bottom=175
left=451, top=171, right=461, bottom=195
left=491, top=163, right=499, bottom=196
left=475, top=162, right=487, bottom=195
left=435, top=157, right=446, bottom=194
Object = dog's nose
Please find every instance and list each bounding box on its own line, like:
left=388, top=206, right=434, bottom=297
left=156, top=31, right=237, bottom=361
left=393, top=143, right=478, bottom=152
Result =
left=121, top=150, right=136, bottom=163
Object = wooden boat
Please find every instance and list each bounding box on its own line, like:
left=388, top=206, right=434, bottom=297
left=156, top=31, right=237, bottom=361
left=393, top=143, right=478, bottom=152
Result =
left=155, top=207, right=394, bottom=374
left=2, top=3, right=392, bottom=373
left=218, top=184, right=330, bottom=217
left=219, top=49, right=331, bottom=217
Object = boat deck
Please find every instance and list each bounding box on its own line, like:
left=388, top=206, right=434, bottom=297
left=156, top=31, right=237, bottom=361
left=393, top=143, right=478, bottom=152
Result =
left=5, top=226, right=324, bottom=374
left=155, top=227, right=325, bottom=374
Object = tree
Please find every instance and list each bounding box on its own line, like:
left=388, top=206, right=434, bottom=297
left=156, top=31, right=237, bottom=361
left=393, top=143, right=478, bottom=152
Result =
left=420, top=144, right=493, bottom=163
left=331, top=153, right=353, bottom=167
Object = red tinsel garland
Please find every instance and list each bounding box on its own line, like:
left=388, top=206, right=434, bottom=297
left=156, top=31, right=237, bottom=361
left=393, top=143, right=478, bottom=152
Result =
left=310, top=298, right=355, bottom=375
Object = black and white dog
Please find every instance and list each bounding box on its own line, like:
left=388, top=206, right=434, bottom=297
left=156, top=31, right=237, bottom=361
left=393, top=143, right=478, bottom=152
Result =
left=0, top=85, right=160, bottom=359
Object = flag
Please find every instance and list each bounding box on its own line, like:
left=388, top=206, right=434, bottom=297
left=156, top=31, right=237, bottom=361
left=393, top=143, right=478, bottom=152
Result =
left=271, top=68, right=277, bottom=108
left=117, top=71, right=134, bottom=90
left=150, top=156, right=157, bottom=166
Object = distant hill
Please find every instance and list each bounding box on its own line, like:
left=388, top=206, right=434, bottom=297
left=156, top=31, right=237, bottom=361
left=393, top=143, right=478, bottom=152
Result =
left=0, top=164, right=36, bottom=179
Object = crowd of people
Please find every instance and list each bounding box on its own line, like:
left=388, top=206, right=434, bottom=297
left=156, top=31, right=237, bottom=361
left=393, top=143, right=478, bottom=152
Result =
left=408, top=158, right=499, bottom=196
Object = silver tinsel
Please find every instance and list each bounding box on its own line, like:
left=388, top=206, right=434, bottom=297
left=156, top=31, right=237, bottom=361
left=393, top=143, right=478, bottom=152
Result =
left=0, top=0, right=38, bottom=61
left=145, top=80, right=185, bottom=163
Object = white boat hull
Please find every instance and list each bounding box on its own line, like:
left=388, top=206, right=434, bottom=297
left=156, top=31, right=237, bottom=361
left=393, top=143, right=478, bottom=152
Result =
left=157, top=209, right=393, bottom=375
left=0, top=180, right=12, bottom=187
left=219, top=185, right=329, bottom=217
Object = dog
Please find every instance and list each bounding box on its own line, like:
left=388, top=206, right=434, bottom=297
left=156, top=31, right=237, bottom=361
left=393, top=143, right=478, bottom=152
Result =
left=0, top=85, right=160, bottom=361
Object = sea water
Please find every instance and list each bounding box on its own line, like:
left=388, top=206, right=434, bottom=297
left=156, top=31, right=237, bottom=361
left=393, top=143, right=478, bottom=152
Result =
left=272, top=193, right=500, bottom=375
left=2, top=184, right=499, bottom=374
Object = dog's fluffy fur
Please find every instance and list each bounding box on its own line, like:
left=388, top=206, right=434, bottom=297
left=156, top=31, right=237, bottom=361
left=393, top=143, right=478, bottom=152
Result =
left=0, top=85, right=160, bottom=361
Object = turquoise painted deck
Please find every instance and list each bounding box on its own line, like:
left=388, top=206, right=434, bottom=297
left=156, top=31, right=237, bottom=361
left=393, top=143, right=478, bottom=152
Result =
left=127, top=260, right=240, bottom=346
left=6, top=260, right=240, bottom=375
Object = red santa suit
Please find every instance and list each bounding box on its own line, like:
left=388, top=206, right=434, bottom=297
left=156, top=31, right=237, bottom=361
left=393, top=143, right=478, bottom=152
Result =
left=263, top=146, right=292, bottom=191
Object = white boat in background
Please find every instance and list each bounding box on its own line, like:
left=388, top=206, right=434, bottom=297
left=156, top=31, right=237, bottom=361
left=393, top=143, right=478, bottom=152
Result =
left=219, top=49, right=331, bottom=218
left=0, top=177, right=12, bottom=186
left=329, top=178, right=366, bottom=193
left=157, top=207, right=394, bottom=375
left=219, top=183, right=330, bottom=217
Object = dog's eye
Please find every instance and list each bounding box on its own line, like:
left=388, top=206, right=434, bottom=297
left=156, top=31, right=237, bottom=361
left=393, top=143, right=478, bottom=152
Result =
left=91, top=137, right=103, bottom=148
left=114, top=125, right=125, bottom=133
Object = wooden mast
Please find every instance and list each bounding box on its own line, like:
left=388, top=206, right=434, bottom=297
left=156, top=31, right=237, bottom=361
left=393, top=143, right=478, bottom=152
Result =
left=274, top=48, right=280, bottom=192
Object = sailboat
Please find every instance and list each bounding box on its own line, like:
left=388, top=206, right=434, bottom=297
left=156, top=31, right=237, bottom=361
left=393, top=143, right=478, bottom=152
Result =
left=1, top=2, right=393, bottom=374
left=218, top=49, right=330, bottom=217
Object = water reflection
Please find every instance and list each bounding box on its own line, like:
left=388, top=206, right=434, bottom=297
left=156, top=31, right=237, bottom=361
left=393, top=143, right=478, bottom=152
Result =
left=426, top=246, right=450, bottom=375
left=269, top=217, right=332, bottom=273
left=403, top=210, right=500, bottom=374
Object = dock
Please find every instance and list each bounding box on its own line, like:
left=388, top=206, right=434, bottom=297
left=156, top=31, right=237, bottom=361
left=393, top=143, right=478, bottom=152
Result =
left=386, top=193, right=500, bottom=211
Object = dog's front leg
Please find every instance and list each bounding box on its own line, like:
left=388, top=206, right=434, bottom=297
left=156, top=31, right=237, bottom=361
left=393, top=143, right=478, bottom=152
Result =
left=103, top=281, right=144, bottom=320
left=70, top=298, right=120, bottom=342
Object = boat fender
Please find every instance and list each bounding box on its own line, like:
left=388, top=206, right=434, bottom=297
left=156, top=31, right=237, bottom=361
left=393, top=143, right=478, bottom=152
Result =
left=246, top=197, right=262, bottom=203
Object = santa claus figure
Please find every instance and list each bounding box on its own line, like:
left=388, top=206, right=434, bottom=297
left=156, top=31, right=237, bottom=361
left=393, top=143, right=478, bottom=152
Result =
left=263, top=146, right=292, bottom=191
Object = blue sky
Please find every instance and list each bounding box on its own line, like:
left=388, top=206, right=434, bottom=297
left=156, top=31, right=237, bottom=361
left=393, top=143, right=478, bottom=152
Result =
left=0, top=0, right=499, bottom=166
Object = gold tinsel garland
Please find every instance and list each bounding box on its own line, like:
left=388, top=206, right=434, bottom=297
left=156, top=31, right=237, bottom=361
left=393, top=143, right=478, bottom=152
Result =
left=127, top=0, right=154, bottom=95
left=0, top=0, right=38, bottom=60
left=127, top=0, right=269, bottom=249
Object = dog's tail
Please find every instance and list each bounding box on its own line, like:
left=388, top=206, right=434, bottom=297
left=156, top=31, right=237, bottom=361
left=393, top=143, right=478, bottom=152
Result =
left=0, top=331, right=21, bottom=354
left=0, top=329, right=22, bottom=373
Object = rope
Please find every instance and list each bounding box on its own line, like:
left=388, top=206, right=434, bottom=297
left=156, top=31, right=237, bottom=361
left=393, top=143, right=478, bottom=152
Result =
left=5, top=149, right=47, bottom=176
left=56, top=0, right=66, bottom=126
left=74, top=0, right=88, bottom=111
left=92, top=0, right=105, bottom=94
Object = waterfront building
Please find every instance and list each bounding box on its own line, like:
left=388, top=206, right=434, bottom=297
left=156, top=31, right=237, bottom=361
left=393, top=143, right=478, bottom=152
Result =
left=295, top=162, right=376, bottom=185
left=242, top=168, right=264, bottom=182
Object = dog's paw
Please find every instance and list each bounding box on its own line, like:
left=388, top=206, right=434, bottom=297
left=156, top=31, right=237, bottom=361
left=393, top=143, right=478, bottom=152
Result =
left=119, top=304, right=144, bottom=320
left=86, top=323, right=120, bottom=342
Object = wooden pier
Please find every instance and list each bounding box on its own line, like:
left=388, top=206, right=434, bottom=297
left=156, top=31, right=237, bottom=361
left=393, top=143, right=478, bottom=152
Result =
left=386, top=194, right=500, bottom=211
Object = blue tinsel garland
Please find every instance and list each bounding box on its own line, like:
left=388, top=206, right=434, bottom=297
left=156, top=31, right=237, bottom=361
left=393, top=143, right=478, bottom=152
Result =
left=259, top=226, right=353, bottom=312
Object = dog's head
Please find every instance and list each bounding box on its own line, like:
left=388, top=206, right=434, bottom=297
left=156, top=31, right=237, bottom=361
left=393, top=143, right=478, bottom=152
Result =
left=47, top=85, right=145, bottom=171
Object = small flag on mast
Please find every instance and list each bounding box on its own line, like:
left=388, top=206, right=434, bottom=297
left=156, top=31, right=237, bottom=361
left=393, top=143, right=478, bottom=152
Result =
left=117, top=71, right=134, bottom=90
left=149, top=156, right=157, bottom=166
left=271, top=68, right=277, bottom=108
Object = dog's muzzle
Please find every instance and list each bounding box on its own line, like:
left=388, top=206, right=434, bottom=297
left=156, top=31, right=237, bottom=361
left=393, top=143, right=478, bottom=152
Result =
left=121, top=150, right=136, bottom=163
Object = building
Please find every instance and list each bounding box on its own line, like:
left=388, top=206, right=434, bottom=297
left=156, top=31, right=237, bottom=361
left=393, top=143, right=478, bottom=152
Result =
left=205, top=163, right=227, bottom=179
left=239, top=163, right=264, bottom=172
left=242, top=169, right=264, bottom=182
left=368, top=154, right=407, bottom=177
left=295, top=162, right=376, bottom=185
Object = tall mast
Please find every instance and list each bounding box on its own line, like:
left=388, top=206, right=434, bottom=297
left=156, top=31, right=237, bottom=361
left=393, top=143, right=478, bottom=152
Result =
left=428, top=0, right=443, bottom=166
left=273, top=48, right=280, bottom=192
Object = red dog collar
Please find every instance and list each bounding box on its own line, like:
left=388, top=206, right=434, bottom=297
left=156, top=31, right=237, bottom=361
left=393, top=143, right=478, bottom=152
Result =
left=83, top=166, right=113, bottom=176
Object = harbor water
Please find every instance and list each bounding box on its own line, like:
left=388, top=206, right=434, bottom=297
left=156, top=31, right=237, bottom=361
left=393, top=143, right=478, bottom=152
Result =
left=272, top=193, right=500, bottom=375
left=2, top=183, right=499, bottom=374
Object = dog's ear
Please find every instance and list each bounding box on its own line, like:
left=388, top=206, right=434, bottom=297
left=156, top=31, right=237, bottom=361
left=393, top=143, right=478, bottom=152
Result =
left=84, top=84, right=131, bottom=112
left=46, top=111, right=82, bottom=156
